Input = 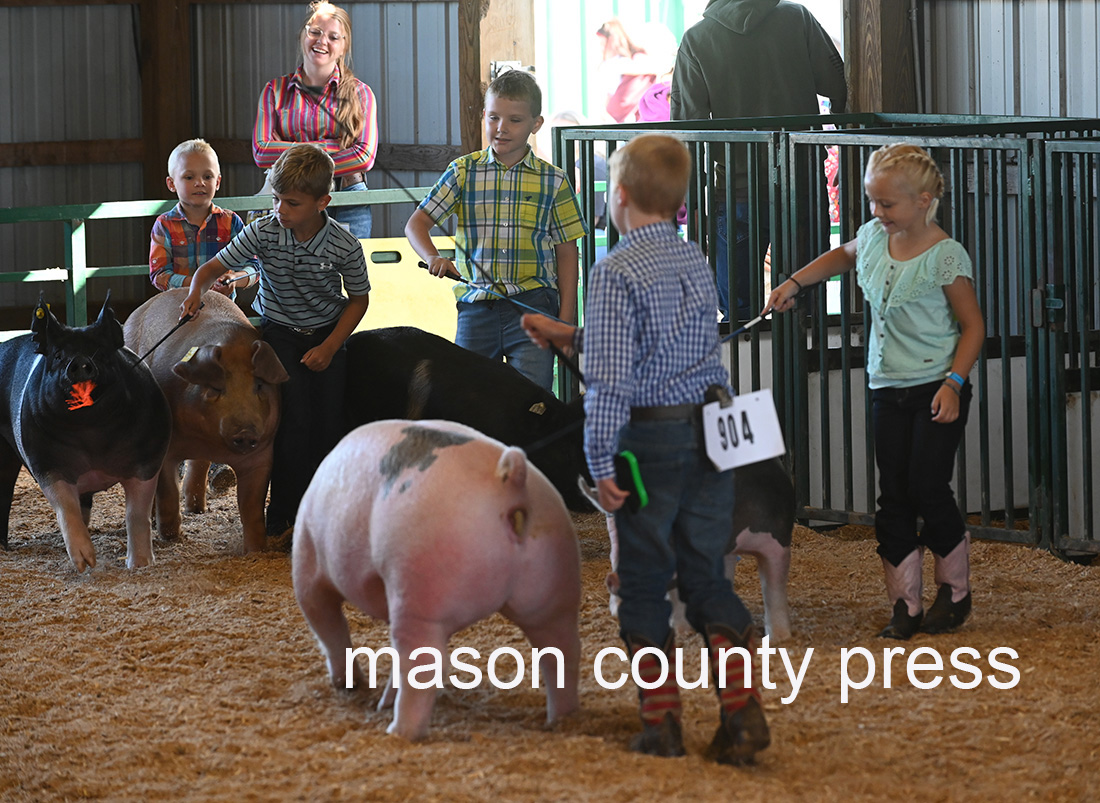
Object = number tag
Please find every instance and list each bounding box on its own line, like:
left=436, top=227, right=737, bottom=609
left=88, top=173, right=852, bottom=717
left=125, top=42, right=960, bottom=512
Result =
left=702, top=388, right=785, bottom=471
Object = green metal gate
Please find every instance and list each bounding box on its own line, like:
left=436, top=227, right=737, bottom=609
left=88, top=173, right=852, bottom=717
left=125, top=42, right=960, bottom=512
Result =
left=1039, top=139, right=1100, bottom=555
left=553, top=114, right=1100, bottom=554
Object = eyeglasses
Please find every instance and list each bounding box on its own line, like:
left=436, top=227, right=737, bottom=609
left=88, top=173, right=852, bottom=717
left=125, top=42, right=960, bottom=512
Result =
left=305, top=26, right=344, bottom=44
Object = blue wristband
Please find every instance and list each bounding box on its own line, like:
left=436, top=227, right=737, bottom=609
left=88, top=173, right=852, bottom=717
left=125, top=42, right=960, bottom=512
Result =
left=947, top=371, right=966, bottom=387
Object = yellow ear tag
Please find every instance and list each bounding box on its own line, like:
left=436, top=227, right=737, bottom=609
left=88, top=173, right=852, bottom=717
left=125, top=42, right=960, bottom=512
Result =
left=35, top=308, right=45, bottom=319
left=182, top=346, right=199, bottom=362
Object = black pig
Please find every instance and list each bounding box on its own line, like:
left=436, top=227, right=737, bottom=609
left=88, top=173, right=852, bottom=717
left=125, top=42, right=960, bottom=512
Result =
left=344, top=326, right=592, bottom=511
left=0, top=297, right=171, bottom=571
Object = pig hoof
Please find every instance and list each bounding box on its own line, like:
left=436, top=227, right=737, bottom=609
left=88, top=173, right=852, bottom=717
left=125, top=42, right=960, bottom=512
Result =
left=208, top=464, right=237, bottom=495
left=126, top=553, right=154, bottom=570
left=267, top=527, right=294, bottom=553
left=69, top=544, right=97, bottom=573
left=605, top=572, right=620, bottom=594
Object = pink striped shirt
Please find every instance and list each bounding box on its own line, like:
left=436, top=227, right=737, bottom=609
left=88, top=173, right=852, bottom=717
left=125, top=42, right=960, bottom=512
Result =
left=252, top=65, right=378, bottom=177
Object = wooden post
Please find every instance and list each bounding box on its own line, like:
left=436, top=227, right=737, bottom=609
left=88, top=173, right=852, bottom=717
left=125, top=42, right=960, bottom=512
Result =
left=845, top=0, right=917, bottom=113
left=458, top=0, right=487, bottom=154
left=139, top=0, right=193, bottom=198
left=458, top=0, right=537, bottom=154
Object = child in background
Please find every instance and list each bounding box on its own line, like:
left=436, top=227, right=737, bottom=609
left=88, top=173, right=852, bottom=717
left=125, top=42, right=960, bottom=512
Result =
left=150, top=139, right=245, bottom=295
left=765, top=143, right=984, bottom=639
left=523, top=133, right=770, bottom=766
left=180, top=143, right=370, bottom=539
left=405, top=69, right=588, bottom=392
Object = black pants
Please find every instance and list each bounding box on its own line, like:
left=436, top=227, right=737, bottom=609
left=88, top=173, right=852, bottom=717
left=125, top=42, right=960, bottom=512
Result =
left=872, top=379, right=972, bottom=566
left=261, top=320, right=347, bottom=534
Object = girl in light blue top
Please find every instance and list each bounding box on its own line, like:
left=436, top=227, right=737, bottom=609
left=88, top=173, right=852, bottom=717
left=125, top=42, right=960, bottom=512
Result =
left=765, top=143, right=985, bottom=640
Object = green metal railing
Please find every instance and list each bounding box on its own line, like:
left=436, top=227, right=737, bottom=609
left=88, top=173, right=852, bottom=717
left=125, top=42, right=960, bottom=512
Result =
left=784, top=131, right=1040, bottom=547
left=553, top=113, right=1100, bottom=554
left=0, top=187, right=430, bottom=328
left=1040, top=139, right=1100, bottom=554
left=5, top=114, right=1098, bottom=553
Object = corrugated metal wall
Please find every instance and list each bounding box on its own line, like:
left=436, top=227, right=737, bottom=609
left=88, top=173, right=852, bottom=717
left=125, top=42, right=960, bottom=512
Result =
left=0, top=1, right=460, bottom=310
left=924, top=0, right=1100, bottom=116
left=3, top=0, right=1098, bottom=303
left=0, top=5, right=145, bottom=308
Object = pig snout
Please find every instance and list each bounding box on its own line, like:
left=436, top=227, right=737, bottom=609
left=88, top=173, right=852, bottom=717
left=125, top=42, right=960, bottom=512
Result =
left=221, top=418, right=261, bottom=454
left=66, top=356, right=98, bottom=384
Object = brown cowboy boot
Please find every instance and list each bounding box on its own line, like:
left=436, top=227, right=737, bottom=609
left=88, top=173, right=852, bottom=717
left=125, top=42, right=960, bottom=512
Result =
left=624, top=632, right=685, bottom=757
left=703, top=623, right=770, bottom=766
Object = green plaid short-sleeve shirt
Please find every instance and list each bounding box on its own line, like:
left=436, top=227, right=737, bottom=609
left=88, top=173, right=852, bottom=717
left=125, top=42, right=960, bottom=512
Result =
left=418, top=146, right=589, bottom=302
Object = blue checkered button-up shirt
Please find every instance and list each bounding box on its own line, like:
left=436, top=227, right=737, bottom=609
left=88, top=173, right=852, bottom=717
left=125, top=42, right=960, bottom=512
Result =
left=583, top=221, right=732, bottom=480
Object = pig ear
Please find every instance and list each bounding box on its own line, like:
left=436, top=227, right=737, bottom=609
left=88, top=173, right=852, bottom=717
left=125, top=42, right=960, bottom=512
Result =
left=30, top=297, right=63, bottom=355
left=172, top=345, right=227, bottom=387
left=92, top=291, right=125, bottom=351
left=251, top=340, right=290, bottom=385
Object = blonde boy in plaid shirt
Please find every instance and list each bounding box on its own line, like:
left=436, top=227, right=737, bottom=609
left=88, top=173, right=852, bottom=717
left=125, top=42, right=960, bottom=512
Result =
left=405, top=69, right=588, bottom=391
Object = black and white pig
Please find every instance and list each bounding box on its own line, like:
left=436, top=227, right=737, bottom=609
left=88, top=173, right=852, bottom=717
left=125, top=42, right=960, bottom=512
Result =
left=344, top=326, right=796, bottom=640
left=604, top=458, right=795, bottom=641
left=0, top=297, right=172, bottom=571
left=345, top=326, right=590, bottom=511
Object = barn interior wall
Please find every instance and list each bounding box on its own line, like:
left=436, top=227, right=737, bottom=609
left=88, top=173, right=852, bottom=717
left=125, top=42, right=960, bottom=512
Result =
left=0, top=1, right=461, bottom=312
left=2, top=1, right=1099, bottom=311
left=923, top=0, right=1100, bottom=116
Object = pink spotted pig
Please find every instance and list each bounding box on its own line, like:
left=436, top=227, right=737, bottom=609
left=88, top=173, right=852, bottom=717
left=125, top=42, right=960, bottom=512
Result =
left=292, top=419, right=582, bottom=740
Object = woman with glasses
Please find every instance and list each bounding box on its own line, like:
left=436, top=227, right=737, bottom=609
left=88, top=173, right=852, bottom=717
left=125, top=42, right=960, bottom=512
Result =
left=253, top=1, right=379, bottom=237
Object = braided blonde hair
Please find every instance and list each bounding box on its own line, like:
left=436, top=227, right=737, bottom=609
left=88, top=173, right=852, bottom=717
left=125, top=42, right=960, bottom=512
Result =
left=301, top=2, right=364, bottom=150
left=866, top=143, right=945, bottom=225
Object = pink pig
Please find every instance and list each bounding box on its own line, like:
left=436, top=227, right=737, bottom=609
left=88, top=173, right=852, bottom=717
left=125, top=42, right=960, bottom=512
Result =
left=292, top=419, right=582, bottom=740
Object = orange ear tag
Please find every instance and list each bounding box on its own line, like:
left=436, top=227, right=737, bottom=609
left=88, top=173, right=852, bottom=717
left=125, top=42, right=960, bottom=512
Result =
left=67, top=381, right=96, bottom=411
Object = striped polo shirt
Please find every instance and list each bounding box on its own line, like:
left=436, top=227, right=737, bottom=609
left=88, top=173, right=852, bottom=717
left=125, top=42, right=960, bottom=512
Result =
left=417, top=146, right=589, bottom=303
left=216, top=212, right=370, bottom=329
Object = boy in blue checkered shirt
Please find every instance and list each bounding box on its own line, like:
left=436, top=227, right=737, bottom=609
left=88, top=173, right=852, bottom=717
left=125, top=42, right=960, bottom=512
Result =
left=405, top=69, right=588, bottom=391
left=522, top=133, right=769, bottom=766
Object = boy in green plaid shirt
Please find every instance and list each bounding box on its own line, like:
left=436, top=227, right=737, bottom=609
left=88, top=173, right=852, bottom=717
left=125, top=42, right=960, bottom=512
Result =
left=405, top=69, right=589, bottom=391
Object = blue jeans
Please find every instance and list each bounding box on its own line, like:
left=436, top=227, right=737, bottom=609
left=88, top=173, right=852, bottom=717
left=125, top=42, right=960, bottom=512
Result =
left=261, top=320, right=348, bottom=535
left=872, top=379, right=972, bottom=565
left=715, top=200, right=770, bottom=323
left=613, top=417, right=752, bottom=646
left=330, top=182, right=372, bottom=238
left=455, top=286, right=558, bottom=391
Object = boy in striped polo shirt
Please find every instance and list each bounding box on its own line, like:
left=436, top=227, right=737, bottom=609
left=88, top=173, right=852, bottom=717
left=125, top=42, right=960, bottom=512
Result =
left=405, top=69, right=589, bottom=391
left=181, top=144, right=370, bottom=540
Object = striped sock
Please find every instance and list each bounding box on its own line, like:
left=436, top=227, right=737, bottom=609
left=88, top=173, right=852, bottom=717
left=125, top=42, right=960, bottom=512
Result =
left=706, top=625, right=760, bottom=715
left=627, top=634, right=682, bottom=727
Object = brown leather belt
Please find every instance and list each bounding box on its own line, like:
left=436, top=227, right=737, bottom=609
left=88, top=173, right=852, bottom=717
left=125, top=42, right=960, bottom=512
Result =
left=339, top=172, right=366, bottom=190
left=630, top=403, right=700, bottom=422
